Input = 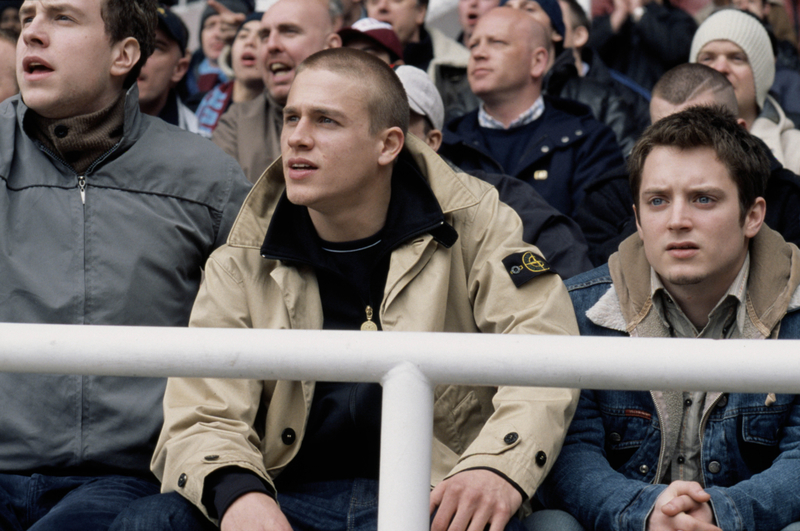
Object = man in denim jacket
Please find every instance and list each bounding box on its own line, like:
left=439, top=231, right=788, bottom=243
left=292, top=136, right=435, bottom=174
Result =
left=531, top=106, right=800, bottom=531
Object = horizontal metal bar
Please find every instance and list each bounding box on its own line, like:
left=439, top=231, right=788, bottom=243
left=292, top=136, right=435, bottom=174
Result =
left=0, top=323, right=796, bottom=393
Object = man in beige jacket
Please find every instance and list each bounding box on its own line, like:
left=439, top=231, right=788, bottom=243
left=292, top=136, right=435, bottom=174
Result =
left=113, top=48, right=579, bottom=531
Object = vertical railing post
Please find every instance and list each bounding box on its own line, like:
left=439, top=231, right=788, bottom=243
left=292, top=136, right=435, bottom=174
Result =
left=378, top=362, right=434, bottom=531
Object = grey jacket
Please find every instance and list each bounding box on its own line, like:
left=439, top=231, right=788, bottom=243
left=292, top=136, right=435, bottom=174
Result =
left=0, top=87, right=251, bottom=477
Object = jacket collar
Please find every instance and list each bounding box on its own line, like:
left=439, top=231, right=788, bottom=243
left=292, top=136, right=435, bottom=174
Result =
left=598, top=227, right=800, bottom=336
left=227, top=135, right=472, bottom=250
left=259, top=147, right=458, bottom=266
left=17, top=84, right=146, bottom=165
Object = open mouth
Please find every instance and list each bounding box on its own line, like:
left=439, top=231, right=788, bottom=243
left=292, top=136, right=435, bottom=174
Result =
left=269, top=62, right=292, bottom=75
left=291, top=162, right=317, bottom=170
left=240, top=52, right=257, bottom=67
left=667, top=243, right=698, bottom=250
left=23, top=58, right=54, bottom=75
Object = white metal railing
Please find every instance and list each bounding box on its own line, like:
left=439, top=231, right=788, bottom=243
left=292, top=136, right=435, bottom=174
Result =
left=1, top=323, right=798, bottom=530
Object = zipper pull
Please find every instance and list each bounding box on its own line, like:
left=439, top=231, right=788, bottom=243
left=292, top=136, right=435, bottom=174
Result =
left=78, top=175, right=86, bottom=204
left=360, top=305, right=378, bottom=331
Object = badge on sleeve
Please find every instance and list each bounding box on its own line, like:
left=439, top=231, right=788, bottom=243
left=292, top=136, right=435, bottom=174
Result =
left=502, top=251, right=552, bottom=287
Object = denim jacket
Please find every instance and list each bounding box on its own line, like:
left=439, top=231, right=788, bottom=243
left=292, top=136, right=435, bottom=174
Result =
left=538, top=229, right=800, bottom=531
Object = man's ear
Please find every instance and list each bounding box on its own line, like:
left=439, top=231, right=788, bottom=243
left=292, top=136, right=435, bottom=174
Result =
left=326, top=33, right=343, bottom=49
left=415, top=4, right=428, bottom=26
left=531, top=46, right=549, bottom=79
left=377, top=127, right=405, bottom=166
left=743, top=196, right=766, bottom=238
left=171, top=53, right=191, bottom=84
left=574, top=25, right=589, bottom=48
left=110, top=37, right=141, bottom=80
left=426, top=129, right=443, bottom=152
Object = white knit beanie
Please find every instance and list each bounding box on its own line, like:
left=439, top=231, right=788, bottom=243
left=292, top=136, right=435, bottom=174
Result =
left=689, top=9, right=775, bottom=109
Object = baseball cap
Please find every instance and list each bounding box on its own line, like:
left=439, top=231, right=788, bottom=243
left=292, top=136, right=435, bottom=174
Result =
left=157, top=4, right=189, bottom=56
left=338, top=18, right=404, bottom=63
left=394, top=65, right=444, bottom=131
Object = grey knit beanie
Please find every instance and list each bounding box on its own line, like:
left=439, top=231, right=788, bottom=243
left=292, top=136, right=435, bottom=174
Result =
left=689, top=8, right=774, bottom=109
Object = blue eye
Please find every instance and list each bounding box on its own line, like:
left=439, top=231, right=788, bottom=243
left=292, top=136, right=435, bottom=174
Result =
left=651, top=198, right=664, bottom=206
left=697, top=196, right=711, bottom=204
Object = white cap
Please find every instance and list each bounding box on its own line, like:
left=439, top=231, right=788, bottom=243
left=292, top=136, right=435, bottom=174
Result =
left=394, top=65, right=445, bottom=131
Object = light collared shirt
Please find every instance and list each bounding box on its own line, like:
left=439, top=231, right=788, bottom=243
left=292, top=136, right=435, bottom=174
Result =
left=649, top=255, right=750, bottom=485
left=477, top=96, right=545, bottom=130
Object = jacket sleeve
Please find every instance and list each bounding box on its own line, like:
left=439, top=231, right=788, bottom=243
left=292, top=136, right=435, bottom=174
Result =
left=151, top=252, right=272, bottom=523
left=570, top=121, right=625, bottom=219
left=572, top=168, right=638, bottom=268
left=479, top=171, right=593, bottom=279
left=537, top=389, right=668, bottom=531
left=444, top=186, right=580, bottom=498
left=705, top=395, right=800, bottom=531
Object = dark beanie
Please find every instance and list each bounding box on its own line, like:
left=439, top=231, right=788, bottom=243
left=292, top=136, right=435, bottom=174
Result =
left=499, top=0, right=566, bottom=39
left=0, top=1, right=23, bottom=11
left=200, top=0, right=253, bottom=31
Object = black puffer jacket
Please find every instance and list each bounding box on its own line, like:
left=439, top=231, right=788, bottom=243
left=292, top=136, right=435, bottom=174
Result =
left=543, top=49, right=650, bottom=155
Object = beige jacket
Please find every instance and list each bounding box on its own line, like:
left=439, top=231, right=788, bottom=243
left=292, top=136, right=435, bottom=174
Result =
left=212, top=91, right=283, bottom=184
left=152, top=136, right=580, bottom=522
left=751, top=95, right=800, bottom=175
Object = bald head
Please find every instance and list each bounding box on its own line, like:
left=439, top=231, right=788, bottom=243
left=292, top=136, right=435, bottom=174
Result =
left=260, top=0, right=342, bottom=104
left=468, top=7, right=549, bottom=124
left=650, top=63, right=739, bottom=123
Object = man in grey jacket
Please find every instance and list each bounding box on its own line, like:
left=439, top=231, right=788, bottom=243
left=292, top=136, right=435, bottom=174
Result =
left=0, top=0, right=250, bottom=529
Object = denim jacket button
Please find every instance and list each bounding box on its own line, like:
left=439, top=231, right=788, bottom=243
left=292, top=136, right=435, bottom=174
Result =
left=609, top=432, right=622, bottom=443
left=638, top=464, right=649, bottom=475
left=708, top=461, right=721, bottom=474
left=717, top=395, right=728, bottom=408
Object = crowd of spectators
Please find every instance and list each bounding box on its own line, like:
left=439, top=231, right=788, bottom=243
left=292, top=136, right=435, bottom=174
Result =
left=2, top=0, right=800, bottom=529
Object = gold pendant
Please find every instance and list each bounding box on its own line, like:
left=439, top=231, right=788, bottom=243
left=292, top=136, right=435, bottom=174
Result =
left=361, top=305, right=378, bottom=331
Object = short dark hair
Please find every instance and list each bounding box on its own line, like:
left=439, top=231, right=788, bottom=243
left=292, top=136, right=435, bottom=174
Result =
left=628, top=105, right=768, bottom=221
left=0, top=27, right=16, bottom=46
left=297, top=48, right=409, bottom=136
left=562, top=0, right=588, bottom=31
left=652, top=63, right=738, bottom=114
left=101, top=0, right=158, bottom=88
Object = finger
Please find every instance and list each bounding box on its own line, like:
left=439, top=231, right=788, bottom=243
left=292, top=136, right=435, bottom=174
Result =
left=208, top=0, right=233, bottom=15
left=485, top=508, right=513, bottom=531
left=431, top=494, right=459, bottom=531
left=669, top=481, right=711, bottom=504
left=661, top=494, right=702, bottom=517
left=431, top=484, right=445, bottom=514
left=672, top=513, right=722, bottom=531
left=448, top=503, right=477, bottom=531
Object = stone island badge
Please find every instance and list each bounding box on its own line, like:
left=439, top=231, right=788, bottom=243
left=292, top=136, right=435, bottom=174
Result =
left=502, top=251, right=552, bottom=287
left=361, top=305, right=378, bottom=331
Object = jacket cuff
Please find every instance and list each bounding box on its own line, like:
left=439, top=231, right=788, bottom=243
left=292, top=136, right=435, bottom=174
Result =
left=705, top=488, right=742, bottom=531
left=203, top=467, right=276, bottom=520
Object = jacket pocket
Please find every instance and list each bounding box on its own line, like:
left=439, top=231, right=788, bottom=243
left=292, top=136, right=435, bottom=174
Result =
left=433, top=385, right=495, bottom=455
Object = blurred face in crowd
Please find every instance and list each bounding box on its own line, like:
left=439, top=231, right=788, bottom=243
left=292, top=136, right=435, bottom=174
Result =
left=458, top=0, right=499, bottom=44
left=467, top=8, right=544, bottom=102
left=635, top=146, right=763, bottom=302
left=201, top=13, right=224, bottom=63
left=1, top=6, right=20, bottom=33
left=259, top=0, right=340, bottom=105
left=365, top=0, right=425, bottom=45
left=231, top=19, right=263, bottom=85
left=17, top=0, right=138, bottom=119
left=696, top=40, right=758, bottom=118
left=137, top=28, right=188, bottom=115
left=281, top=66, right=399, bottom=231
left=0, top=37, right=18, bottom=102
